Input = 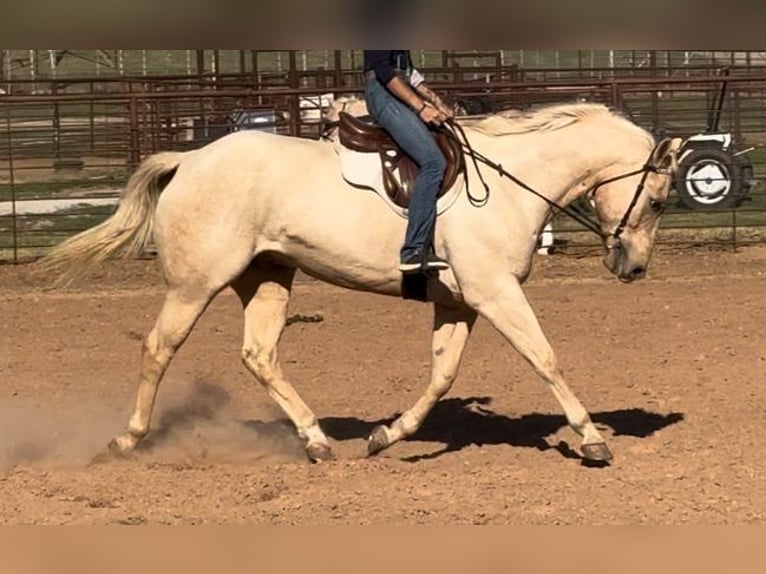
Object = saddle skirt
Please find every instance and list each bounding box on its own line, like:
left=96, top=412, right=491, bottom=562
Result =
left=333, top=112, right=466, bottom=218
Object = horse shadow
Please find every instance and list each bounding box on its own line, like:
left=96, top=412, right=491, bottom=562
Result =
left=139, top=383, right=683, bottom=465
left=319, top=396, right=684, bottom=463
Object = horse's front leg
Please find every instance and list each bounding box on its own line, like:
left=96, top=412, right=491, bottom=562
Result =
left=368, top=303, right=476, bottom=455
left=464, top=278, right=612, bottom=462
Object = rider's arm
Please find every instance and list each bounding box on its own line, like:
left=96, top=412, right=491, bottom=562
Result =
left=386, top=76, right=444, bottom=124
left=364, top=50, right=445, bottom=123
left=414, top=83, right=454, bottom=119
left=385, top=75, right=428, bottom=113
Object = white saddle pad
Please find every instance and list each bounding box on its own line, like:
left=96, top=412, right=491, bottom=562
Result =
left=332, top=139, right=464, bottom=219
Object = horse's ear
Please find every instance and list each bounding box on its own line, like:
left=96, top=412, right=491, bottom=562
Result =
left=652, top=137, right=684, bottom=172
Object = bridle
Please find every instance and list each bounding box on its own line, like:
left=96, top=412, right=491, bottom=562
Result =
left=443, top=119, right=673, bottom=251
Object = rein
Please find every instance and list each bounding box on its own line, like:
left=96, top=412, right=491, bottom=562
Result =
left=443, top=119, right=664, bottom=244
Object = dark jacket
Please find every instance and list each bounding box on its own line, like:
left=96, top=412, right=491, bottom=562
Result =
left=363, top=50, right=413, bottom=85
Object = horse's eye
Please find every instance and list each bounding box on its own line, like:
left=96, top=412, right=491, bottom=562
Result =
left=650, top=199, right=665, bottom=213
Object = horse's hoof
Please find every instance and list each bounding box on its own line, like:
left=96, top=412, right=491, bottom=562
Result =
left=107, top=434, right=139, bottom=458
left=582, top=442, right=613, bottom=462
left=88, top=438, right=133, bottom=466
left=367, top=426, right=390, bottom=456
left=306, top=443, right=334, bottom=463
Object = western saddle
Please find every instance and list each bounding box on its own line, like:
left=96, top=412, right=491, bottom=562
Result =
left=338, top=112, right=465, bottom=209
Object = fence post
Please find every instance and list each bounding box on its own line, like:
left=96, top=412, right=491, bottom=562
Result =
left=288, top=51, right=300, bottom=137
left=52, top=85, right=61, bottom=163
left=733, top=84, right=742, bottom=143
left=333, top=50, right=342, bottom=88
left=650, top=52, right=659, bottom=132
left=5, top=102, right=18, bottom=263
left=89, top=80, right=95, bottom=152
left=609, top=81, right=621, bottom=109
left=128, top=96, right=140, bottom=168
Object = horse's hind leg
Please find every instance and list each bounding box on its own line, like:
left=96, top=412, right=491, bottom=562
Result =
left=232, top=264, right=333, bottom=462
left=368, top=304, right=477, bottom=455
left=109, top=286, right=213, bottom=454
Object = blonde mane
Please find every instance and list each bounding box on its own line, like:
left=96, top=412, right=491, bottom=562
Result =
left=461, top=102, right=653, bottom=145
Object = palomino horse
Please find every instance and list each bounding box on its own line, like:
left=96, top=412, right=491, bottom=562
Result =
left=43, top=101, right=681, bottom=463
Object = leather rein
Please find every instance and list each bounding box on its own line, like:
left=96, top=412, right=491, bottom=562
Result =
left=442, top=119, right=668, bottom=247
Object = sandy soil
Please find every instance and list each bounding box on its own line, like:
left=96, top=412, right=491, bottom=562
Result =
left=0, top=245, right=764, bottom=524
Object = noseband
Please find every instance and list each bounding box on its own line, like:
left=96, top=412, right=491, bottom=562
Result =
left=589, top=157, right=669, bottom=247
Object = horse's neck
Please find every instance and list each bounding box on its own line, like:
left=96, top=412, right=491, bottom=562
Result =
left=473, top=126, right=611, bottom=216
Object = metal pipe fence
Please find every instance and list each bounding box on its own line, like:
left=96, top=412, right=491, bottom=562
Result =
left=2, top=65, right=766, bottom=262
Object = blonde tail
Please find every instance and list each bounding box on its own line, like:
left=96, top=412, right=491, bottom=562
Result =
left=40, top=151, right=184, bottom=283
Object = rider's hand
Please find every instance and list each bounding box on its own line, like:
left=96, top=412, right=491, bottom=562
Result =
left=438, top=102, right=454, bottom=120
left=419, top=104, right=443, bottom=125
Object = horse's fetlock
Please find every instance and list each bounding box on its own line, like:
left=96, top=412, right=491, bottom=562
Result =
left=395, top=414, right=420, bottom=436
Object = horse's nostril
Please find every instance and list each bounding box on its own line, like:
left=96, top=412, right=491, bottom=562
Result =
left=631, top=266, right=646, bottom=279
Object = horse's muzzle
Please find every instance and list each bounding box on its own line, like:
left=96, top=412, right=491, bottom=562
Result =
left=603, top=236, right=646, bottom=283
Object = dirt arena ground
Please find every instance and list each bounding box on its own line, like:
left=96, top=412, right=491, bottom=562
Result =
left=0, top=245, right=764, bottom=525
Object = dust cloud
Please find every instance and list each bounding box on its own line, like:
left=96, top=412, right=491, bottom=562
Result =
left=0, top=378, right=304, bottom=469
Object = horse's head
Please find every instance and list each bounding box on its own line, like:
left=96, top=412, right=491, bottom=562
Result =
left=591, top=136, right=683, bottom=283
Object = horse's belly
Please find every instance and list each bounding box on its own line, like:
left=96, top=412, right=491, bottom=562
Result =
left=277, top=243, right=404, bottom=296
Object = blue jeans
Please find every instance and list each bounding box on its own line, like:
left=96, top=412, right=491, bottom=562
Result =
left=365, top=77, right=447, bottom=259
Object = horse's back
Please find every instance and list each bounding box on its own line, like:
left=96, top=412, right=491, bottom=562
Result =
left=163, top=130, right=337, bottom=197
left=153, top=129, right=349, bottom=252
left=206, top=129, right=331, bottom=157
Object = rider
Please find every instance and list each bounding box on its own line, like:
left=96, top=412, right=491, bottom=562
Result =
left=363, top=50, right=454, bottom=274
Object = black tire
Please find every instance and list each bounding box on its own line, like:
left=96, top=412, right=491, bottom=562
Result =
left=674, top=148, right=745, bottom=210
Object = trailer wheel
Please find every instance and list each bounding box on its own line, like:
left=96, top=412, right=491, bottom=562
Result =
left=674, top=148, right=745, bottom=210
